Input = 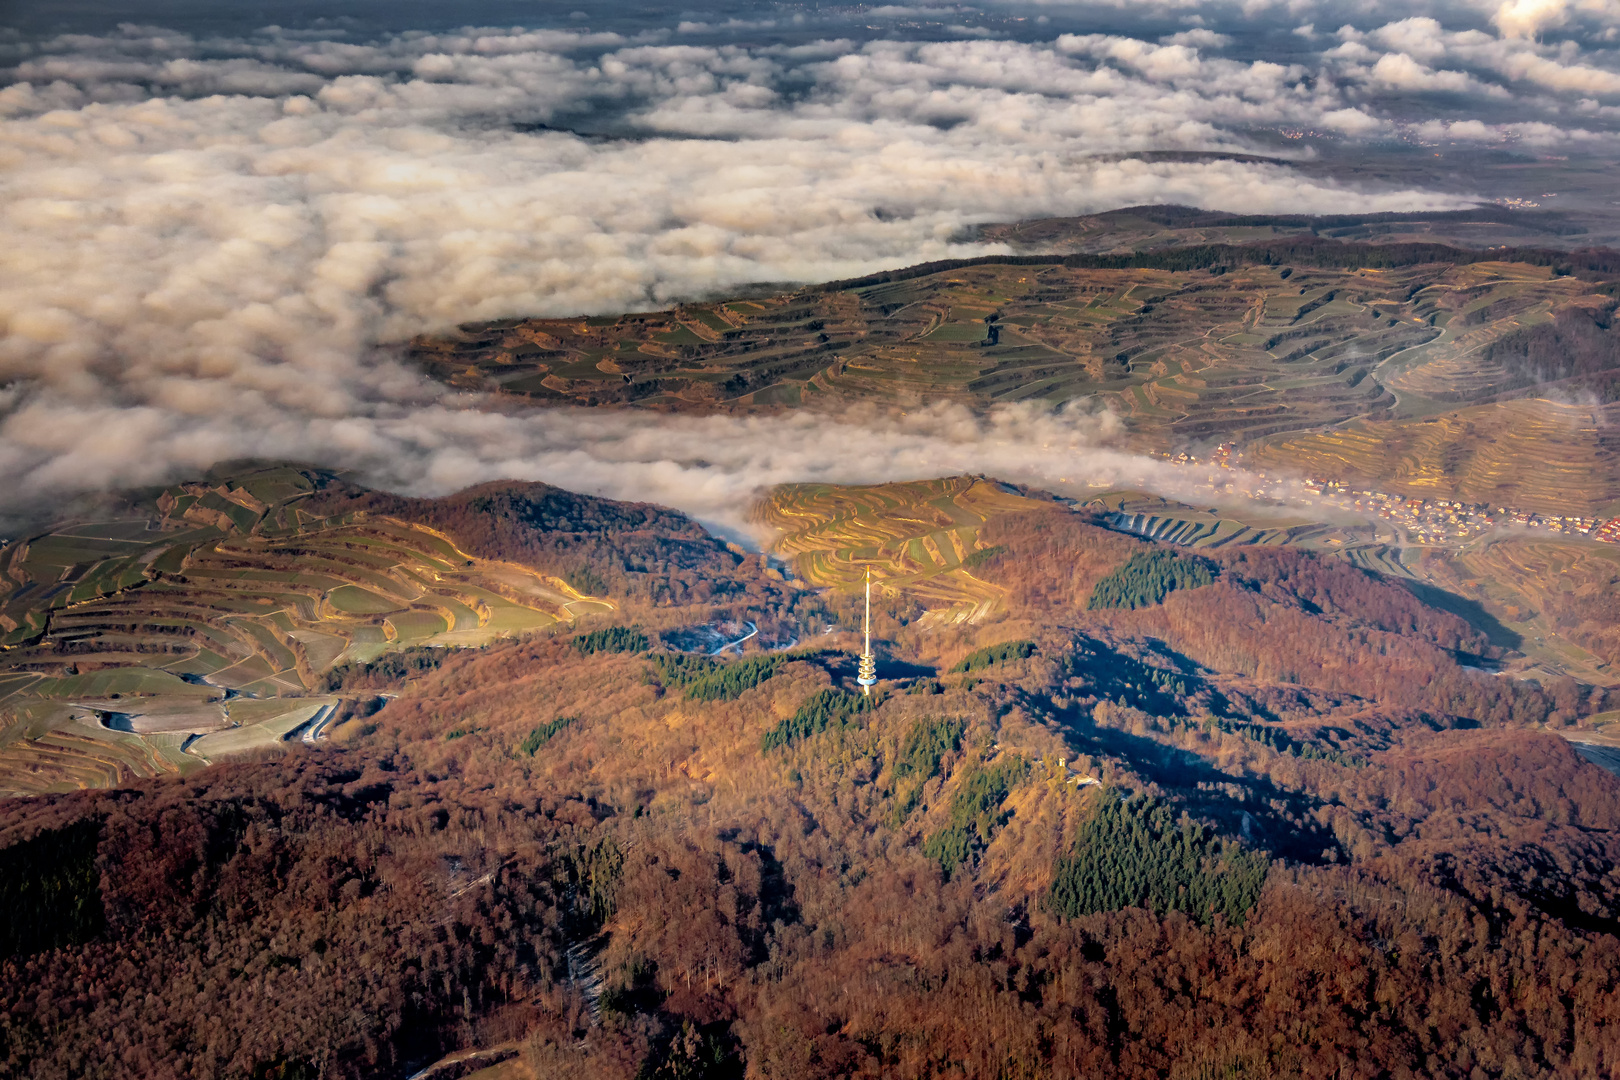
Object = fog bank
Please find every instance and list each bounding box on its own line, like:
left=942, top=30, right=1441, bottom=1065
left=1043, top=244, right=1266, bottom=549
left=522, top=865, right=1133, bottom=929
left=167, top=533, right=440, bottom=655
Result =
left=3, top=10, right=1615, bottom=522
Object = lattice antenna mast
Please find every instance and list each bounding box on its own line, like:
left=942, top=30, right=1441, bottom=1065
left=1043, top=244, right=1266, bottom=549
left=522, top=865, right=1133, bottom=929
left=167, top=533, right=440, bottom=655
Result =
left=857, top=567, right=877, bottom=696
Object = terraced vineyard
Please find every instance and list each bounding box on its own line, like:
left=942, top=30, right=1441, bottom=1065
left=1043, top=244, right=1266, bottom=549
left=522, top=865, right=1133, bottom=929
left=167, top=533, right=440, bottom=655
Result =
left=1251, top=399, right=1620, bottom=518
left=1416, top=538, right=1620, bottom=683
left=418, top=260, right=1423, bottom=435
left=0, top=466, right=606, bottom=796
left=418, top=237, right=1619, bottom=516
left=755, top=476, right=1046, bottom=623
left=1089, top=491, right=1362, bottom=552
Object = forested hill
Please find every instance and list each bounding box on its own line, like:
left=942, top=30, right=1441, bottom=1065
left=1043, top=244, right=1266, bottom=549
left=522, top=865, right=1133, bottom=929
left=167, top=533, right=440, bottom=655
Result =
left=1077, top=203, right=1593, bottom=237
left=819, top=235, right=1620, bottom=292
left=310, top=480, right=778, bottom=606
left=2, top=475, right=1619, bottom=1079
left=3, top=624, right=1619, bottom=1079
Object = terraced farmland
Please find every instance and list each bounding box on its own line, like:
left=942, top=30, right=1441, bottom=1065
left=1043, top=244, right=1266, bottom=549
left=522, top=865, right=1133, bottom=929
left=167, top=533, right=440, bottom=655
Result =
left=1251, top=399, right=1620, bottom=518
left=419, top=241, right=1618, bottom=516
left=0, top=465, right=606, bottom=795
left=755, top=476, right=1046, bottom=622
left=419, top=251, right=1600, bottom=441
left=1416, top=538, right=1620, bottom=683
left=1090, top=491, right=1362, bottom=552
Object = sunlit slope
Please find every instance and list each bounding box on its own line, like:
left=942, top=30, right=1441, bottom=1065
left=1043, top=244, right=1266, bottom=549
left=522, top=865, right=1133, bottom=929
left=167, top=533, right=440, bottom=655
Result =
left=1251, top=399, right=1620, bottom=518
left=420, top=245, right=1620, bottom=516
left=0, top=475, right=589, bottom=679
left=1368, top=263, right=1600, bottom=405
left=1415, top=538, right=1620, bottom=683
left=420, top=249, right=1611, bottom=442
left=1086, top=491, right=1354, bottom=551
left=0, top=466, right=604, bottom=795
left=420, top=260, right=1418, bottom=436
left=755, top=476, right=1045, bottom=621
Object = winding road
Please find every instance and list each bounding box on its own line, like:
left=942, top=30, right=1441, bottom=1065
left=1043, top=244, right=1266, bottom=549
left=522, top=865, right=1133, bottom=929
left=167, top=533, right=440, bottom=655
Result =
left=299, top=703, right=339, bottom=744
left=711, top=621, right=758, bottom=655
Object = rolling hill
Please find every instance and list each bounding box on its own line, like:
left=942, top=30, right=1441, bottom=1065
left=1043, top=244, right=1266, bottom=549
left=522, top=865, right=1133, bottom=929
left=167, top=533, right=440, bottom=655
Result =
left=413, top=234, right=1620, bottom=520
left=2, top=471, right=1618, bottom=1080
left=7, top=220, right=1620, bottom=1080
left=0, top=467, right=646, bottom=796
left=754, top=476, right=1047, bottom=624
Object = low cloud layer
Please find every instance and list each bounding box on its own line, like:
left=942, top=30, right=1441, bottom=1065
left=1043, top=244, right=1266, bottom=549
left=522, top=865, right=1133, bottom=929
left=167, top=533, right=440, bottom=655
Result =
left=0, top=393, right=1281, bottom=544
left=2, top=7, right=1617, bottom=527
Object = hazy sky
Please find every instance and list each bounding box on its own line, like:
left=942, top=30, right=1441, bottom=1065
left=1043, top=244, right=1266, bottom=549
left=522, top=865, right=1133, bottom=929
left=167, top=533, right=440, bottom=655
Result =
left=2, top=0, right=1618, bottom=526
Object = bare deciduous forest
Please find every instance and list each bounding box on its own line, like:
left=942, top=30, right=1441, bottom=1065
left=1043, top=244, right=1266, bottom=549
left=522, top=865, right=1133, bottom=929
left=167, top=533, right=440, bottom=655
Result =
left=3, top=489, right=1618, bottom=1079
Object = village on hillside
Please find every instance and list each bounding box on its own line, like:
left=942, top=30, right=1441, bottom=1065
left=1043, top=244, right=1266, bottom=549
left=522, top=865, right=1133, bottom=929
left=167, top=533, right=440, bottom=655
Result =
left=1160, top=443, right=1620, bottom=548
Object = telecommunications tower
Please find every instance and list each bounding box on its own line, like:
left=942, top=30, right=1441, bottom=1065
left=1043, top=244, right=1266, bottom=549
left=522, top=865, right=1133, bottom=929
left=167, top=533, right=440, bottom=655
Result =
left=857, top=567, right=877, bottom=696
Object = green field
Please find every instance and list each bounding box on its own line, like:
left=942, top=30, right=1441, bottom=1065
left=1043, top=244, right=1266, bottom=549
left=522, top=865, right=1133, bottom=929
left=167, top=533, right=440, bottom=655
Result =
left=187, top=700, right=332, bottom=759
left=328, top=584, right=402, bottom=614
left=387, top=610, right=451, bottom=641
